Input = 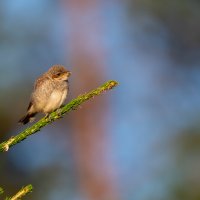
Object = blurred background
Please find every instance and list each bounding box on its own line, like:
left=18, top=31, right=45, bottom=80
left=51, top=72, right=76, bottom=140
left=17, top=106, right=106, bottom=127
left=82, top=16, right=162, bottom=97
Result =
left=0, top=0, right=200, bottom=199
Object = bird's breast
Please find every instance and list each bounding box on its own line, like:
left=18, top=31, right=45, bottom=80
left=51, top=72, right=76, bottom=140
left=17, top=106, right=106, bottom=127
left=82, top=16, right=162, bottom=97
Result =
left=43, top=89, right=67, bottom=113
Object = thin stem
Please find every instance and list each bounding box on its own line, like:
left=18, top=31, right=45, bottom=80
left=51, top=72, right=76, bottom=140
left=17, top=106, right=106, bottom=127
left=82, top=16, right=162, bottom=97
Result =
left=0, top=80, right=118, bottom=152
left=7, top=184, right=33, bottom=200
left=0, top=187, right=3, bottom=195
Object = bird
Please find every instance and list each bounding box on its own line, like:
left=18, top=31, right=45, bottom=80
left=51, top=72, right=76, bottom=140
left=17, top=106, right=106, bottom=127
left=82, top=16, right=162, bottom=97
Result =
left=19, top=65, right=71, bottom=124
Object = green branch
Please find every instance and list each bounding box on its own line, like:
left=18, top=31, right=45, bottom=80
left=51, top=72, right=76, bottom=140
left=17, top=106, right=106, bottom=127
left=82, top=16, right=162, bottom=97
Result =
left=6, top=184, right=33, bottom=200
left=0, top=80, right=118, bottom=152
left=0, top=187, right=3, bottom=195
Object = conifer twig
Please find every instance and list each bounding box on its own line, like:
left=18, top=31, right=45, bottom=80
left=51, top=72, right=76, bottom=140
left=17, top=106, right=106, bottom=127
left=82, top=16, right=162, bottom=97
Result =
left=0, top=187, right=3, bottom=195
left=6, top=184, right=33, bottom=200
left=0, top=80, right=118, bottom=152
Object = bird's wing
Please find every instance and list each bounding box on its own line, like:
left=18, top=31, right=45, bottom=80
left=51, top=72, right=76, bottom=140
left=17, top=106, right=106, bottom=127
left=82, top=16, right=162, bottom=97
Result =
left=27, top=101, right=33, bottom=111
left=34, top=75, right=46, bottom=90
left=31, top=75, right=54, bottom=102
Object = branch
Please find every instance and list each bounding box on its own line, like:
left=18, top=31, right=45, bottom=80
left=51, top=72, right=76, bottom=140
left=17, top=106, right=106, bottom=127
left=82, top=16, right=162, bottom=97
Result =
left=0, top=80, right=118, bottom=152
left=0, top=187, right=3, bottom=195
left=6, top=184, right=33, bottom=200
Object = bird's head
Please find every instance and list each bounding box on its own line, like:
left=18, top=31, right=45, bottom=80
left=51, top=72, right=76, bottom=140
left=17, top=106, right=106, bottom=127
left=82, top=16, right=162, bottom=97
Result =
left=48, top=65, right=71, bottom=81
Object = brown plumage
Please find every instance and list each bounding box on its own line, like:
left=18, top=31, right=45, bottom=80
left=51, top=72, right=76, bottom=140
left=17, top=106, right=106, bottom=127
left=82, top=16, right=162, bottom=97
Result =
left=19, top=65, right=71, bottom=124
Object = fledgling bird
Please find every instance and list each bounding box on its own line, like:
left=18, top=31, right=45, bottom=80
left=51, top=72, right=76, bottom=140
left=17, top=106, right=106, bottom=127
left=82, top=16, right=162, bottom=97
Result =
left=19, top=65, right=71, bottom=124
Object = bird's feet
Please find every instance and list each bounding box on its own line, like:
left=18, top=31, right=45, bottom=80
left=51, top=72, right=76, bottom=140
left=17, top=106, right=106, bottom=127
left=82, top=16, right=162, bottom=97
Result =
left=56, top=107, right=63, bottom=117
left=44, top=113, right=51, bottom=121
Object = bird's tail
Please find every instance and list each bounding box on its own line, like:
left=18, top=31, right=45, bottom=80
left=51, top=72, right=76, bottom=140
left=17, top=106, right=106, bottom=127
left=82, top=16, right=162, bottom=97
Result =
left=18, top=112, right=36, bottom=125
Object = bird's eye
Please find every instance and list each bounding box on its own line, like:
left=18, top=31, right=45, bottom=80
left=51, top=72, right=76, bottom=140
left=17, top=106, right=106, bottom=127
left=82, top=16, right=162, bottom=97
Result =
left=56, top=72, right=61, bottom=76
